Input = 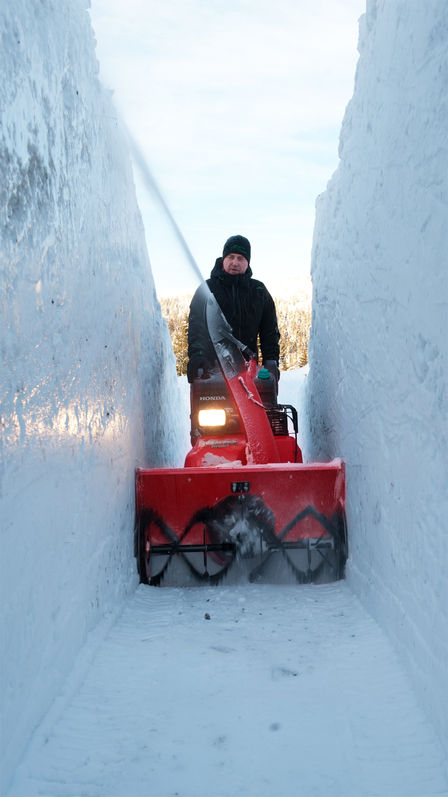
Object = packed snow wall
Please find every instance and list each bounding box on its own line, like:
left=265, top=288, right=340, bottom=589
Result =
left=0, top=1, right=185, bottom=788
left=307, top=1, right=448, bottom=749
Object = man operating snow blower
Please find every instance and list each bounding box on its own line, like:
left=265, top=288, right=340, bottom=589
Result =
left=135, top=234, right=347, bottom=586
left=187, top=235, right=281, bottom=384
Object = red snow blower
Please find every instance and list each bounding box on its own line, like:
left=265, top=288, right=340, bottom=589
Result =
left=135, top=288, right=347, bottom=586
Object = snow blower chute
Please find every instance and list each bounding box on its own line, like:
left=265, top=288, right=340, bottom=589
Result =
left=135, top=287, right=347, bottom=586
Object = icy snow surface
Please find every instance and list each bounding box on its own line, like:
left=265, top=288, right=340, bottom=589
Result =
left=307, top=0, right=448, bottom=754
left=7, top=583, right=448, bottom=797
left=0, top=1, right=184, bottom=789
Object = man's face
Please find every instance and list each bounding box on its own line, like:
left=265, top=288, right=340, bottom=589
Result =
left=222, top=253, right=249, bottom=275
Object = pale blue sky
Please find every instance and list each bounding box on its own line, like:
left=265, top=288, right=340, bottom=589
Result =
left=89, top=0, right=365, bottom=297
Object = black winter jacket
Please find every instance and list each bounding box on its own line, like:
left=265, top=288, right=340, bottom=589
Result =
left=187, top=258, right=280, bottom=381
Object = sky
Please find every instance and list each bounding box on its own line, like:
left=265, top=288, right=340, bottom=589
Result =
left=89, top=0, right=365, bottom=297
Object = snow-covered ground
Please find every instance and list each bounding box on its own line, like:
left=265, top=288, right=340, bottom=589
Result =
left=7, top=583, right=448, bottom=797
left=2, top=0, right=448, bottom=794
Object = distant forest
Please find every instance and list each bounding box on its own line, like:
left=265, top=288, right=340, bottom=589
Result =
left=160, top=294, right=311, bottom=376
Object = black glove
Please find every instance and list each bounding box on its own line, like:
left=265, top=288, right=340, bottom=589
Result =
left=187, top=354, right=212, bottom=383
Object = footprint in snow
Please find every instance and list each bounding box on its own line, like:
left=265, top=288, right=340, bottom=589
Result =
left=271, top=666, right=299, bottom=680
left=210, top=645, right=236, bottom=654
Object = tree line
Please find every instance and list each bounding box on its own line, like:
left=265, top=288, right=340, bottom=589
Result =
left=160, top=294, right=311, bottom=376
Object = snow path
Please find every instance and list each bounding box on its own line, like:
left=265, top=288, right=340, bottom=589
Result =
left=8, top=583, right=447, bottom=797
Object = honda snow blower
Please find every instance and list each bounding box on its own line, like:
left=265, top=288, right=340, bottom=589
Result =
left=135, top=287, right=347, bottom=586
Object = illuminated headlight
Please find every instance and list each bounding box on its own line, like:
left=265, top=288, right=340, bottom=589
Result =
left=198, top=408, right=226, bottom=427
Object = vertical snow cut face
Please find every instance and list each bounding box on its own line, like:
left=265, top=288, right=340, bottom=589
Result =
left=0, top=1, right=184, bottom=790
left=307, top=0, right=448, bottom=752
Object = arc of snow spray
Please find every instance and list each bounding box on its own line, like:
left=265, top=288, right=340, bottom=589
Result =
left=123, top=122, right=240, bottom=355
left=125, top=128, right=205, bottom=286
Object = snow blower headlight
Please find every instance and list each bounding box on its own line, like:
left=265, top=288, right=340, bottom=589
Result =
left=198, top=408, right=226, bottom=427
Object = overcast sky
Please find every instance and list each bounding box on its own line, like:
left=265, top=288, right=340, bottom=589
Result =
left=89, top=0, right=365, bottom=297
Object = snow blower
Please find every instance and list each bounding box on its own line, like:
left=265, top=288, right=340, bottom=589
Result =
left=135, top=287, right=347, bottom=586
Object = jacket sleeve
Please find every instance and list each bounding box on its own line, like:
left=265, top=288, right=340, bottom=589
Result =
left=187, top=284, right=217, bottom=380
left=258, top=289, right=280, bottom=363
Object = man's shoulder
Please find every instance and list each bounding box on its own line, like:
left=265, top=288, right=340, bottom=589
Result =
left=248, top=277, right=270, bottom=295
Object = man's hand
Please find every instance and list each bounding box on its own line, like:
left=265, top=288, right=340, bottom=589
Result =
left=187, top=354, right=212, bottom=383
left=264, top=359, right=280, bottom=382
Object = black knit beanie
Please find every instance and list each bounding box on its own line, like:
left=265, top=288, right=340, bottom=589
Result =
left=222, top=235, right=251, bottom=264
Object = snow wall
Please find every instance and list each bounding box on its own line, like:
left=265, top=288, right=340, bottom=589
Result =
left=307, top=0, right=448, bottom=751
left=0, top=2, right=185, bottom=789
